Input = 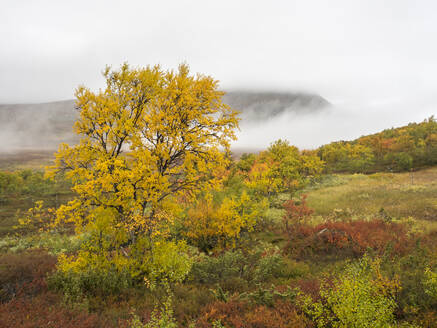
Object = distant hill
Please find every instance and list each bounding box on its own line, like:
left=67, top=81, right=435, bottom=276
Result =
left=223, top=91, right=330, bottom=122
left=0, top=91, right=329, bottom=152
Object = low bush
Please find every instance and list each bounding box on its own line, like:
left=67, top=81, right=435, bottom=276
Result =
left=47, top=266, right=135, bottom=303
left=299, top=255, right=400, bottom=328
left=172, top=284, right=216, bottom=324
left=189, top=244, right=306, bottom=292
left=0, top=249, right=56, bottom=302
left=282, top=194, right=313, bottom=240
left=239, top=284, right=297, bottom=307
left=424, top=267, right=437, bottom=299
left=286, top=219, right=411, bottom=258
left=128, top=294, right=177, bottom=328
left=381, top=244, right=437, bottom=321
left=0, top=292, right=114, bottom=328
left=48, top=237, right=194, bottom=304
left=195, top=299, right=309, bottom=328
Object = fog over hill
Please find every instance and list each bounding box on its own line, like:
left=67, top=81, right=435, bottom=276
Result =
left=0, top=91, right=329, bottom=152
left=223, top=91, right=329, bottom=122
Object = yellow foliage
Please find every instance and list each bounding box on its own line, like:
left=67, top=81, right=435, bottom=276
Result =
left=183, top=190, right=266, bottom=249
left=300, top=255, right=401, bottom=328
left=43, top=63, right=239, bottom=284
left=16, top=200, right=56, bottom=232
left=46, top=63, right=239, bottom=239
left=244, top=139, right=324, bottom=197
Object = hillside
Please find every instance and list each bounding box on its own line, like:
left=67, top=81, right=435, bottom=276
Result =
left=223, top=91, right=329, bottom=121
left=0, top=91, right=329, bottom=152
left=316, top=116, right=437, bottom=172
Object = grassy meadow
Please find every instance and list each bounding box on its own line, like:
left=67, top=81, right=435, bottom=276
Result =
left=0, top=150, right=436, bottom=327
left=304, top=168, right=437, bottom=226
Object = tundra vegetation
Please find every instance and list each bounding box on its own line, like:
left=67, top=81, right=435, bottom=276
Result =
left=0, top=64, right=436, bottom=327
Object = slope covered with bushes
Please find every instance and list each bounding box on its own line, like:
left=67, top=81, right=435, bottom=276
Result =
left=317, top=116, right=437, bottom=173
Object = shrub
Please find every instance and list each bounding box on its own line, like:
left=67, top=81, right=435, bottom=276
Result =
left=51, top=238, right=193, bottom=300
left=381, top=244, right=437, bottom=322
left=181, top=190, right=264, bottom=252
left=239, top=285, right=297, bottom=307
left=0, top=292, right=113, bottom=328
left=0, top=249, right=56, bottom=302
left=0, top=232, right=85, bottom=254
left=282, top=194, right=313, bottom=239
left=286, top=219, right=410, bottom=258
left=129, top=294, right=177, bottom=328
left=242, top=301, right=309, bottom=328
left=196, top=299, right=309, bottom=328
left=0, top=169, right=61, bottom=200
left=47, top=265, right=135, bottom=303
left=189, top=244, right=300, bottom=291
left=189, top=250, right=247, bottom=287
left=424, top=267, right=437, bottom=300
left=299, top=255, right=400, bottom=328
left=172, top=284, right=215, bottom=324
left=384, top=152, right=413, bottom=171
left=144, top=295, right=177, bottom=328
left=291, top=278, right=322, bottom=302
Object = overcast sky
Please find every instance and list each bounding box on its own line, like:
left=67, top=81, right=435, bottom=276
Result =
left=1, top=0, right=436, bottom=147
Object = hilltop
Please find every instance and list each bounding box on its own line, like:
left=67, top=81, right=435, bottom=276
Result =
left=223, top=91, right=329, bottom=121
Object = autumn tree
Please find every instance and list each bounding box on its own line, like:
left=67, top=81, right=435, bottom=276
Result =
left=318, top=142, right=374, bottom=173
left=244, top=139, right=324, bottom=198
left=181, top=188, right=267, bottom=251
left=46, top=63, right=239, bottom=284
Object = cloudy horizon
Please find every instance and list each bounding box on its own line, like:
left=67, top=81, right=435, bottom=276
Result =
left=1, top=0, right=436, bottom=149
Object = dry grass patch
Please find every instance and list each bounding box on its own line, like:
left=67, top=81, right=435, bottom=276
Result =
left=304, top=167, right=437, bottom=223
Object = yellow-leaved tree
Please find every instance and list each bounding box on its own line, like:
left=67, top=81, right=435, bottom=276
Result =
left=46, top=63, right=239, bottom=288
left=245, top=139, right=324, bottom=198
left=181, top=190, right=267, bottom=251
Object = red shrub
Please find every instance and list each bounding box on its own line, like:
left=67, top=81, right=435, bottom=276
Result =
left=0, top=292, right=115, bottom=328
left=283, top=195, right=313, bottom=239
left=196, top=299, right=309, bottom=328
left=286, top=219, right=410, bottom=258
left=0, top=249, right=57, bottom=301
left=196, top=299, right=247, bottom=328
left=244, top=301, right=309, bottom=328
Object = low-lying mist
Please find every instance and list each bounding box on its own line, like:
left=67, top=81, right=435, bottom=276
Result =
left=0, top=100, right=77, bottom=153
left=0, top=92, right=435, bottom=155
left=233, top=99, right=437, bottom=152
